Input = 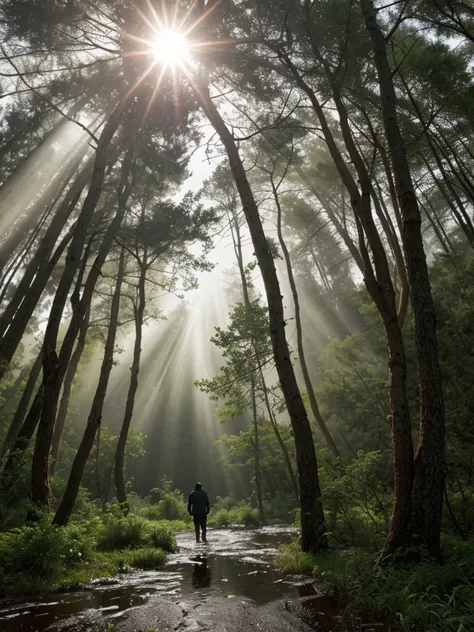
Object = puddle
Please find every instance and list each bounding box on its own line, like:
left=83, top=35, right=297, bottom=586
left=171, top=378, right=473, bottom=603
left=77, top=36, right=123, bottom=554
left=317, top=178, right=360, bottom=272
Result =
left=0, top=526, right=305, bottom=632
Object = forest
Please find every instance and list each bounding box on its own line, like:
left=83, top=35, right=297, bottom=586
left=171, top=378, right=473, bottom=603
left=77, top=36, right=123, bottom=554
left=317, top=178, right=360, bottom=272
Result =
left=0, top=0, right=473, bottom=630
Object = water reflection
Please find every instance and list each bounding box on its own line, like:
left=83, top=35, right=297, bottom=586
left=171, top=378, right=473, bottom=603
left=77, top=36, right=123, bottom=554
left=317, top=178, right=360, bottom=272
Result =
left=191, top=555, right=211, bottom=590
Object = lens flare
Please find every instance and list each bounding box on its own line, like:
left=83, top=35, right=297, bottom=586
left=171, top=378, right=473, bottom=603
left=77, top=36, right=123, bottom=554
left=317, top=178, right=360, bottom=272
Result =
left=151, top=29, right=189, bottom=67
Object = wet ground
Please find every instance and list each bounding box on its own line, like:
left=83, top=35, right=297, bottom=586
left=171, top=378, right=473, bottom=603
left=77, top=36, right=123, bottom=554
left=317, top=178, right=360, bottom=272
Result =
left=0, top=527, right=390, bottom=632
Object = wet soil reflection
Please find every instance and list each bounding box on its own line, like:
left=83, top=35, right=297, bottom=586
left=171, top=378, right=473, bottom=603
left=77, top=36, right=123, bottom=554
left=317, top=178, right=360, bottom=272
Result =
left=0, top=527, right=300, bottom=632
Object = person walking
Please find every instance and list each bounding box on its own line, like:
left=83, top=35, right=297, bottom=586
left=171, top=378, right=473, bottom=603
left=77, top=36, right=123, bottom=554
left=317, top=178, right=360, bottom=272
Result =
left=188, top=482, right=210, bottom=543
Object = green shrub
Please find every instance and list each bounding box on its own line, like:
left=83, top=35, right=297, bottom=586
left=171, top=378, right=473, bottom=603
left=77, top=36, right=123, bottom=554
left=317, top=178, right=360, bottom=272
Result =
left=149, top=524, right=176, bottom=552
left=155, top=493, right=190, bottom=521
left=125, top=547, right=167, bottom=570
left=97, top=512, right=148, bottom=551
left=277, top=538, right=474, bottom=632
left=276, top=540, right=316, bottom=575
left=0, top=515, right=87, bottom=577
left=238, top=506, right=260, bottom=527
left=209, top=509, right=231, bottom=527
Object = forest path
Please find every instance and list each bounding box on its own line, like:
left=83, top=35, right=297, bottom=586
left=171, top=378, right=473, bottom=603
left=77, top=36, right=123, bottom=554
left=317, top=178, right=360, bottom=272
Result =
left=0, top=526, right=387, bottom=632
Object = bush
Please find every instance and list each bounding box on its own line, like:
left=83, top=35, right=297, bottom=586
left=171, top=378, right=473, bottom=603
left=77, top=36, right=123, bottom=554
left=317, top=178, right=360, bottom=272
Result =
left=238, top=506, right=260, bottom=527
left=0, top=515, right=87, bottom=578
left=155, top=493, right=190, bottom=522
left=208, top=504, right=260, bottom=528
left=276, top=540, right=317, bottom=575
left=209, top=509, right=231, bottom=527
left=124, top=547, right=167, bottom=570
left=149, top=523, right=177, bottom=552
left=277, top=538, right=474, bottom=632
left=97, top=512, right=148, bottom=551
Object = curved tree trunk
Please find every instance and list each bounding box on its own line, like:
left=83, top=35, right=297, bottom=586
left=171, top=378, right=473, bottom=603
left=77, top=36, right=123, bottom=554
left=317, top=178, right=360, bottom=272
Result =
left=0, top=221, right=78, bottom=382
left=53, top=248, right=126, bottom=526
left=50, top=308, right=91, bottom=475
left=31, top=113, right=130, bottom=508
left=0, top=351, right=42, bottom=461
left=0, top=128, right=88, bottom=273
left=273, top=178, right=341, bottom=458
left=196, top=82, right=326, bottom=554
left=278, top=47, right=413, bottom=551
left=1, top=385, right=43, bottom=487
left=360, top=0, right=446, bottom=556
left=0, top=159, right=92, bottom=340
left=114, top=260, right=146, bottom=505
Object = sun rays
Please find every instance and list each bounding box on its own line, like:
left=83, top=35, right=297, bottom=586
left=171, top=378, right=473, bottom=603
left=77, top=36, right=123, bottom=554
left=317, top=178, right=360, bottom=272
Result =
left=119, top=0, right=223, bottom=124
left=150, top=29, right=190, bottom=67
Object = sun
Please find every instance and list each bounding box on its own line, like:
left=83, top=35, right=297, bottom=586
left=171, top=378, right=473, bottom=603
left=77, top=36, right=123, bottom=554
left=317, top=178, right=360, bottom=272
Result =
left=151, top=29, right=190, bottom=67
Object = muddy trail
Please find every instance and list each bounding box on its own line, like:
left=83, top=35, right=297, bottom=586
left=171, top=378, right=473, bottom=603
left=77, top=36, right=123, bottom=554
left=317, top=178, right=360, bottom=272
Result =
left=0, top=527, right=388, bottom=632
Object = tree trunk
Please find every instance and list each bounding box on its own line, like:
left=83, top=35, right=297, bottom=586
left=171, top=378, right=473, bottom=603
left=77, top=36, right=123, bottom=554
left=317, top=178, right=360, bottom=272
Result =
left=1, top=386, right=43, bottom=486
left=50, top=308, right=91, bottom=475
left=259, top=365, right=299, bottom=504
left=273, top=179, right=341, bottom=458
left=196, top=82, right=326, bottom=553
left=0, top=351, right=42, bottom=461
left=53, top=248, right=126, bottom=526
left=31, top=114, right=130, bottom=508
left=0, top=221, right=78, bottom=382
left=250, top=377, right=265, bottom=524
left=114, top=260, right=146, bottom=505
left=279, top=46, right=413, bottom=551
left=360, top=0, right=446, bottom=556
left=0, top=136, right=87, bottom=273
left=0, top=159, right=91, bottom=339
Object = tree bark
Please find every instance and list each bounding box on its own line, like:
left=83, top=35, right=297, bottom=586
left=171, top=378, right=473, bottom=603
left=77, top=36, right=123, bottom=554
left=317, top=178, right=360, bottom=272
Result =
left=278, top=45, right=413, bottom=552
left=53, top=248, right=126, bottom=526
left=0, top=220, right=78, bottom=382
left=196, top=82, right=326, bottom=553
left=273, top=178, right=341, bottom=458
left=50, top=307, right=91, bottom=475
left=114, top=259, right=146, bottom=505
left=0, top=159, right=92, bottom=340
left=31, top=112, right=130, bottom=508
left=360, top=0, right=446, bottom=556
left=1, top=385, right=43, bottom=485
left=250, top=377, right=265, bottom=524
left=259, top=365, right=299, bottom=504
left=0, top=351, right=42, bottom=461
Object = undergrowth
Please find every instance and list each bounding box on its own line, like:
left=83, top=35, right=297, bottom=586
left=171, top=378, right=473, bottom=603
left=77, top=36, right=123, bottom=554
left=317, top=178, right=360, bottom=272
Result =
left=0, top=510, right=178, bottom=597
left=277, top=538, right=474, bottom=632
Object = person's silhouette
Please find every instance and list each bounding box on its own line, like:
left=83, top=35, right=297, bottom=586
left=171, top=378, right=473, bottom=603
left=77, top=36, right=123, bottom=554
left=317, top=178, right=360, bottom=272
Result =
left=188, top=482, right=210, bottom=543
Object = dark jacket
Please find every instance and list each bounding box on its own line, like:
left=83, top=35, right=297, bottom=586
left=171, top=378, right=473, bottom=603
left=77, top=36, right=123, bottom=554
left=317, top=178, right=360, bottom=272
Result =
left=188, top=489, right=210, bottom=516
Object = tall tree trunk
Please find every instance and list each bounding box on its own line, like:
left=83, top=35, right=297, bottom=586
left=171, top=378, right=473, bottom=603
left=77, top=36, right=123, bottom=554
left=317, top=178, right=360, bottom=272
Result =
left=360, top=0, right=446, bottom=556
left=50, top=308, right=91, bottom=475
left=0, top=137, right=87, bottom=273
left=0, top=351, right=42, bottom=461
left=0, top=221, right=77, bottom=382
left=250, top=377, right=265, bottom=523
left=114, top=260, right=146, bottom=505
left=53, top=248, right=126, bottom=526
left=1, top=386, right=43, bottom=486
left=259, top=365, right=299, bottom=504
left=279, top=46, right=413, bottom=551
left=31, top=120, right=131, bottom=508
left=0, top=159, right=91, bottom=339
left=273, top=178, right=341, bottom=458
left=229, top=205, right=298, bottom=506
left=196, top=82, right=326, bottom=553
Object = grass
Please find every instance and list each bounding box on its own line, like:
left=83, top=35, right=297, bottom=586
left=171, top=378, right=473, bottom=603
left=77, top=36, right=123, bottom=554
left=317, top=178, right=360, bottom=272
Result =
left=208, top=505, right=260, bottom=528
left=276, top=538, right=474, bottom=632
left=0, top=512, right=181, bottom=597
